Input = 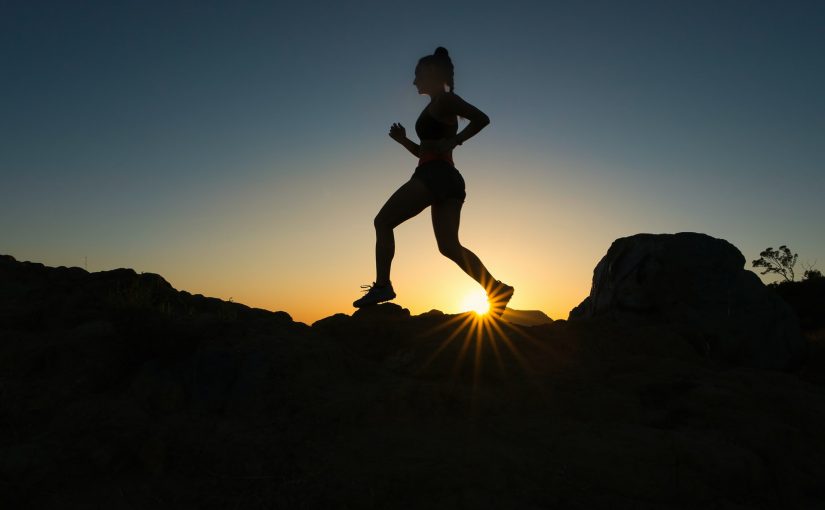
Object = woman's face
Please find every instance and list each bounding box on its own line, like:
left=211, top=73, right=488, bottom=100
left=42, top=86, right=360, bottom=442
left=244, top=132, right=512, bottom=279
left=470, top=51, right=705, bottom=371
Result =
left=413, top=63, right=443, bottom=96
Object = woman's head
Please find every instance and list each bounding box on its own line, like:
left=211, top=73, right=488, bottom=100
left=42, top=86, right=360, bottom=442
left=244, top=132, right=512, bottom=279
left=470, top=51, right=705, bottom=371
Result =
left=414, top=46, right=455, bottom=96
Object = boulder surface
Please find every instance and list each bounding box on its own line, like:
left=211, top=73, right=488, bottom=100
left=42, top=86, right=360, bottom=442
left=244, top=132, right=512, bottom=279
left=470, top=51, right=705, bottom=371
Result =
left=569, top=232, right=807, bottom=370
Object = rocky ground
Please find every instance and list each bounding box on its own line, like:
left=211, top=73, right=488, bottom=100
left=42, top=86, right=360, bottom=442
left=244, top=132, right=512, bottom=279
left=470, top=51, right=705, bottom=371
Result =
left=1, top=252, right=824, bottom=509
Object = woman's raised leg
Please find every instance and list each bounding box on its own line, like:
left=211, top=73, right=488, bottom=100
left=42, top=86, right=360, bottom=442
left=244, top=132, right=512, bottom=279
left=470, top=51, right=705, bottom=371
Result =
left=373, top=177, right=433, bottom=285
left=431, top=197, right=497, bottom=293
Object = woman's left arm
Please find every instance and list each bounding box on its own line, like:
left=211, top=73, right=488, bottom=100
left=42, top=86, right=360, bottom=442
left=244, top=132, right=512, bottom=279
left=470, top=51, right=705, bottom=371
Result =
left=445, top=93, right=490, bottom=147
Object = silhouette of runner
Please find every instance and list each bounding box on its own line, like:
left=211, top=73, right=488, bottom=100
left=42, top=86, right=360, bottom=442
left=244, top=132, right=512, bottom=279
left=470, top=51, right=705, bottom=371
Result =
left=353, top=46, right=514, bottom=317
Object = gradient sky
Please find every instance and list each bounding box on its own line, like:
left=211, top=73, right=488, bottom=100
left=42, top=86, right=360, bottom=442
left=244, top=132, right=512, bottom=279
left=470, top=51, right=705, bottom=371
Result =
left=2, top=1, right=824, bottom=325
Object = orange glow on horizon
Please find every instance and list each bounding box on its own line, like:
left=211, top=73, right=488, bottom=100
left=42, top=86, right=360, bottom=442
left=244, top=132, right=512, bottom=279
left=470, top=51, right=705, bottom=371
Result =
left=460, top=289, right=490, bottom=316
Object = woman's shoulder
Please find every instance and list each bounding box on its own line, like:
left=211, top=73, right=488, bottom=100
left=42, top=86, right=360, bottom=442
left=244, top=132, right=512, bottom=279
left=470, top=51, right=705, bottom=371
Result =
left=434, top=91, right=460, bottom=105
left=431, top=92, right=463, bottom=116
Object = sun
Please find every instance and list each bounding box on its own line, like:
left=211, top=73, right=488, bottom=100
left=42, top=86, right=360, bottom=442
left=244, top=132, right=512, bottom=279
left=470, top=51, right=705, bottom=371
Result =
left=461, top=289, right=490, bottom=316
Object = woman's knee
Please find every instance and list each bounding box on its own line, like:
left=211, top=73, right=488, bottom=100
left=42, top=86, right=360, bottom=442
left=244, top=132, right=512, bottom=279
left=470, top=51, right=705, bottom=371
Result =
left=374, top=213, right=394, bottom=231
left=438, top=241, right=463, bottom=260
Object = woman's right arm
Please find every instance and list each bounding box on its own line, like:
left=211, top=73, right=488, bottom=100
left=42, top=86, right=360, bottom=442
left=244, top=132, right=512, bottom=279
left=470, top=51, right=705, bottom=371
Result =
left=399, top=137, right=420, bottom=158
left=389, top=122, right=419, bottom=158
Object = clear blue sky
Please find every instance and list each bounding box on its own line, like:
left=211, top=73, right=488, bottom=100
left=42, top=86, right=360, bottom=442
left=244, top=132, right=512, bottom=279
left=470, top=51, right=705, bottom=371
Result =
left=2, top=0, right=823, bottom=324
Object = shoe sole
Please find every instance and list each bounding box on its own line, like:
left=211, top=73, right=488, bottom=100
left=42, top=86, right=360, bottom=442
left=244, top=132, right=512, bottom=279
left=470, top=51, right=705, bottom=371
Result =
left=353, top=291, right=397, bottom=308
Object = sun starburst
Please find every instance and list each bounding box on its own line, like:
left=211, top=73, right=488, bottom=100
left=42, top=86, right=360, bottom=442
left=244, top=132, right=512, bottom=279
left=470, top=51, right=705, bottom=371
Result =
left=410, top=304, right=553, bottom=401
left=461, top=289, right=490, bottom=316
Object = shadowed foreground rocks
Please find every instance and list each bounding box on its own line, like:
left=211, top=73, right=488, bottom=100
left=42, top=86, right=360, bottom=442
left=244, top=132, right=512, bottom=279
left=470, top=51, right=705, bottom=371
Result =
left=1, top=251, right=824, bottom=509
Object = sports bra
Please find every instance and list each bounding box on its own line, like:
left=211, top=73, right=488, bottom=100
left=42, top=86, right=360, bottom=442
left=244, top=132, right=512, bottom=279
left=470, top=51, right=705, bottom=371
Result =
left=415, top=106, right=458, bottom=140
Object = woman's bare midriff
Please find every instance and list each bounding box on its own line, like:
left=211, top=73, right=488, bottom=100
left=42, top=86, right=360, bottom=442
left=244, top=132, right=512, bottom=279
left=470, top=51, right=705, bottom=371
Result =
left=418, top=140, right=454, bottom=165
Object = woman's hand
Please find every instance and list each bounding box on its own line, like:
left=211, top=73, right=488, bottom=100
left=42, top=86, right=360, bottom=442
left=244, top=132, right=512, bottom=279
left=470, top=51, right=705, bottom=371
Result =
left=389, top=123, right=406, bottom=143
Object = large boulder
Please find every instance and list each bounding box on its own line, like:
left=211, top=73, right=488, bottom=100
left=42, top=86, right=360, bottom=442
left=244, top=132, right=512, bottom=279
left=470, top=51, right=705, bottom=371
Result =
left=569, top=232, right=808, bottom=371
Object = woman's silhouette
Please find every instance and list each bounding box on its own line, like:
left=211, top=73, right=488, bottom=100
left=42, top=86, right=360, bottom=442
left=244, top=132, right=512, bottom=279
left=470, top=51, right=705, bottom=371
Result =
left=353, top=46, right=514, bottom=317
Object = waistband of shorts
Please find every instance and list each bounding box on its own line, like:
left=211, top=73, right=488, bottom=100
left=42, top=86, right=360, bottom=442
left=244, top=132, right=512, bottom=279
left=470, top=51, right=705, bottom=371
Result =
left=417, top=154, right=454, bottom=166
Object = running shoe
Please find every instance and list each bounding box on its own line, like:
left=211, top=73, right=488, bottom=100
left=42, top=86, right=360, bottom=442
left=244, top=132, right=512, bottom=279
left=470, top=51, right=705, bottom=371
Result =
left=353, top=281, right=396, bottom=307
left=487, top=280, right=514, bottom=318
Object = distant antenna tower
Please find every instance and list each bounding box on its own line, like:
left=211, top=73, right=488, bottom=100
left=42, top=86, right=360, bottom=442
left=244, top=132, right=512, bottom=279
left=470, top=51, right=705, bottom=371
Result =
left=84, top=256, right=87, bottom=270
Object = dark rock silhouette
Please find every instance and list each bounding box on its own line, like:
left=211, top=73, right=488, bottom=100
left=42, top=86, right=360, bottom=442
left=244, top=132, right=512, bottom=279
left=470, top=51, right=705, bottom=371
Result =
left=569, top=232, right=808, bottom=371
left=769, top=275, right=825, bottom=332
left=1, top=250, right=824, bottom=509
left=500, top=307, right=553, bottom=326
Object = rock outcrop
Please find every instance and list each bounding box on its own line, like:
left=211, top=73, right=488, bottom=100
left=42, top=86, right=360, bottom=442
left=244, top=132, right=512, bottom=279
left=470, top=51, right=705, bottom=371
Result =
left=569, top=232, right=808, bottom=371
left=500, top=308, right=553, bottom=326
left=769, top=276, right=825, bottom=332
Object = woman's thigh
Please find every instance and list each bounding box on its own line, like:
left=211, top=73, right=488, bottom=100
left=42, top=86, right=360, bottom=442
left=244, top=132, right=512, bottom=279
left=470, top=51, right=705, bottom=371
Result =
left=375, top=177, right=434, bottom=229
left=431, top=197, right=463, bottom=250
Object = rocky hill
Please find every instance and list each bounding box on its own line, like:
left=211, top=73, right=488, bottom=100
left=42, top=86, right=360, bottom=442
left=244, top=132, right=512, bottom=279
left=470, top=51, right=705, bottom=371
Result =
left=1, top=238, right=824, bottom=508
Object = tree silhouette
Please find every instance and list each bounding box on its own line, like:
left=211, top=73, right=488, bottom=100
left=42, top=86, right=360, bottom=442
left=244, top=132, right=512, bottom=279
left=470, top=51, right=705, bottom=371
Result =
left=800, top=259, right=822, bottom=281
left=803, top=269, right=823, bottom=281
left=752, top=245, right=798, bottom=282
